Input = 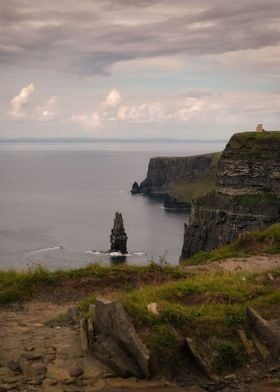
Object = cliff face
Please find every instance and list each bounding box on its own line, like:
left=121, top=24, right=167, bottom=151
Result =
left=135, top=153, right=216, bottom=196
left=181, top=132, right=280, bottom=260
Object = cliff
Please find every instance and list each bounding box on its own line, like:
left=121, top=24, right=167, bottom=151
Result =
left=132, top=153, right=219, bottom=208
left=180, top=131, right=280, bottom=260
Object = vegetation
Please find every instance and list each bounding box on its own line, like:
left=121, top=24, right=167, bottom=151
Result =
left=1, top=221, right=280, bottom=374
left=168, top=152, right=221, bottom=203
left=183, top=223, right=280, bottom=265
left=0, top=262, right=185, bottom=304
left=228, top=131, right=280, bottom=155
left=234, top=193, right=279, bottom=207
left=122, top=269, right=279, bottom=372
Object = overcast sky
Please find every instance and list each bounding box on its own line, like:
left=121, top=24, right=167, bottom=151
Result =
left=0, top=0, right=279, bottom=139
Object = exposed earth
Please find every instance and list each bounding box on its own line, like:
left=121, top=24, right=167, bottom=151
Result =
left=1, top=255, right=280, bottom=391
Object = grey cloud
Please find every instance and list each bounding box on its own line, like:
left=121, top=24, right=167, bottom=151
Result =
left=0, top=0, right=279, bottom=75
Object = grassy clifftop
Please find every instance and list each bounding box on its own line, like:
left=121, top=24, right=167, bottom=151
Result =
left=226, top=131, right=280, bottom=155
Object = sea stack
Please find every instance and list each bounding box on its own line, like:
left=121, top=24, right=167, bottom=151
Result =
left=110, top=212, right=128, bottom=254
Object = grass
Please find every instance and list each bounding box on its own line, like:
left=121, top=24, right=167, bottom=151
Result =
left=0, top=262, right=186, bottom=304
left=183, top=223, right=280, bottom=265
left=227, top=131, right=280, bottom=156
left=168, top=152, right=221, bottom=203
left=234, top=193, right=279, bottom=207
left=122, top=269, right=280, bottom=372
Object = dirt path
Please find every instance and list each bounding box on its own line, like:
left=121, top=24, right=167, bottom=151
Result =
left=0, top=255, right=280, bottom=391
left=188, top=254, right=280, bottom=273
left=0, top=301, right=205, bottom=391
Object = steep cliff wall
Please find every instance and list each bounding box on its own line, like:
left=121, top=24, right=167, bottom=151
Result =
left=133, top=153, right=216, bottom=196
left=180, top=132, right=280, bottom=260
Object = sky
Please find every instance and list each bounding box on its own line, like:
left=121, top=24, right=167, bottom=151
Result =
left=0, top=0, right=279, bottom=140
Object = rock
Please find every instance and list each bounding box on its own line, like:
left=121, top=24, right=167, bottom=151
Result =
left=137, top=154, right=216, bottom=196
left=184, top=338, right=216, bottom=380
left=89, top=304, right=96, bottom=313
left=8, top=360, right=21, bottom=373
left=246, top=307, right=280, bottom=357
left=131, top=181, right=140, bottom=194
left=80, top=318, right=89, bottom=354
left=238, top=329, right=255, bottom=355
left=180, top=132, right=280, bottom=260
left=93, top=298, right=150, bottom=378
left=147, top=303, right=159, bottom=315
left=94, top=335, right=140, bottom=378
left=68, top=366, right=84, bottom=377
left=110, top=212, right=128, bottom=254
left=164, top=195, right=191, bottom=211
left=67, top=306, right=80, bottom=323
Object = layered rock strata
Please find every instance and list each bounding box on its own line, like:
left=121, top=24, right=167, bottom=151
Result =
left=181, top=132, right=280, bottom=260
left=133, top=153, right=216, bottom=197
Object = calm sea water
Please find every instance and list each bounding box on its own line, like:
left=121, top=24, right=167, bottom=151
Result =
left=0, top=141, right=225, bottom=270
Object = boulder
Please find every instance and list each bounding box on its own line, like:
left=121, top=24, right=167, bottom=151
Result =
left=93, top=298, right=150, bottom=378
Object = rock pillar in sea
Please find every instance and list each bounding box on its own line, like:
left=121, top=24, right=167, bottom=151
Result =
left=110, top=212, right=128, bottom=254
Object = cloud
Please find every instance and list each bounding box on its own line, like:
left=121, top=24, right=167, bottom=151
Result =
left=71, top=112, right=101, bottom=131
left=117, top=102, right=163, bottom=123
left=0, top=0, right=279, bottom=75
left=8, top=83, right=35, bottom=117
left=38, top=96, right=58, bottom=120
left=102, top=89, right=121, bottom=108
left=175, top=97, right=204, bottom=121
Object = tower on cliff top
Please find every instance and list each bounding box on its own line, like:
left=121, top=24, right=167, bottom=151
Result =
left=256, top=123, right=265, bottom=132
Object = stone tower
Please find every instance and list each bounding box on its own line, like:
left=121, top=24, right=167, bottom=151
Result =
left=256, top=124, right=264, bottom=132
left=110, top=212, right=128, bottom=254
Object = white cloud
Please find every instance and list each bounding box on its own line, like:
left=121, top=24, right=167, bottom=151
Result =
left=117, top=102, right=164, bottom=123
left=8, top=83, right=35, bottom=117
left=175, top=97, right=204, bottom=121
left=102, top=89, right=121, bottom=108
left=71, top=112, right=101, bottom=131
left=38, top=96, right=58, bottom=121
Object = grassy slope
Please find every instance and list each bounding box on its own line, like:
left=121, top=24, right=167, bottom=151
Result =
left=122, top=269, right=280, bottom=373
left=168, top=152, right=221, bottom=203
left=183, top=223, right=280, bottom=265
left=0, top=223, right=279, bottom=375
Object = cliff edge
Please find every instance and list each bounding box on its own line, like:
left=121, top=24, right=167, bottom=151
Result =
left=180, top=131, right=280, bottom=260
left=132, top=153, right=219, bottom=208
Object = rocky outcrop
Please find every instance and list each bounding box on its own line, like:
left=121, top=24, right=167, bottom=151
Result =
left=93, top=298, right=150, bottom=378
left=133, top=153, right=216, bottom=197
left=110, top=212, right=128, bottom=254
left=181, top=132, right=280, bottom=260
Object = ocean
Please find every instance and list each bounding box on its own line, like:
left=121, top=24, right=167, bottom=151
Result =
left=0, top=141, right=225, bottom=270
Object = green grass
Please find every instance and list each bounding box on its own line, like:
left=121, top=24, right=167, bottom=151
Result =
left=167, top=151, right=221, bottom=203
left=183, top=223, right=280, bottom=265
left=122, top=269, right=280, bottom=372
left=234, top=193, right=278, bottom=207
left=228, top=131, right=280, bottom=155
left=0, top=262, right=185, bottom=304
